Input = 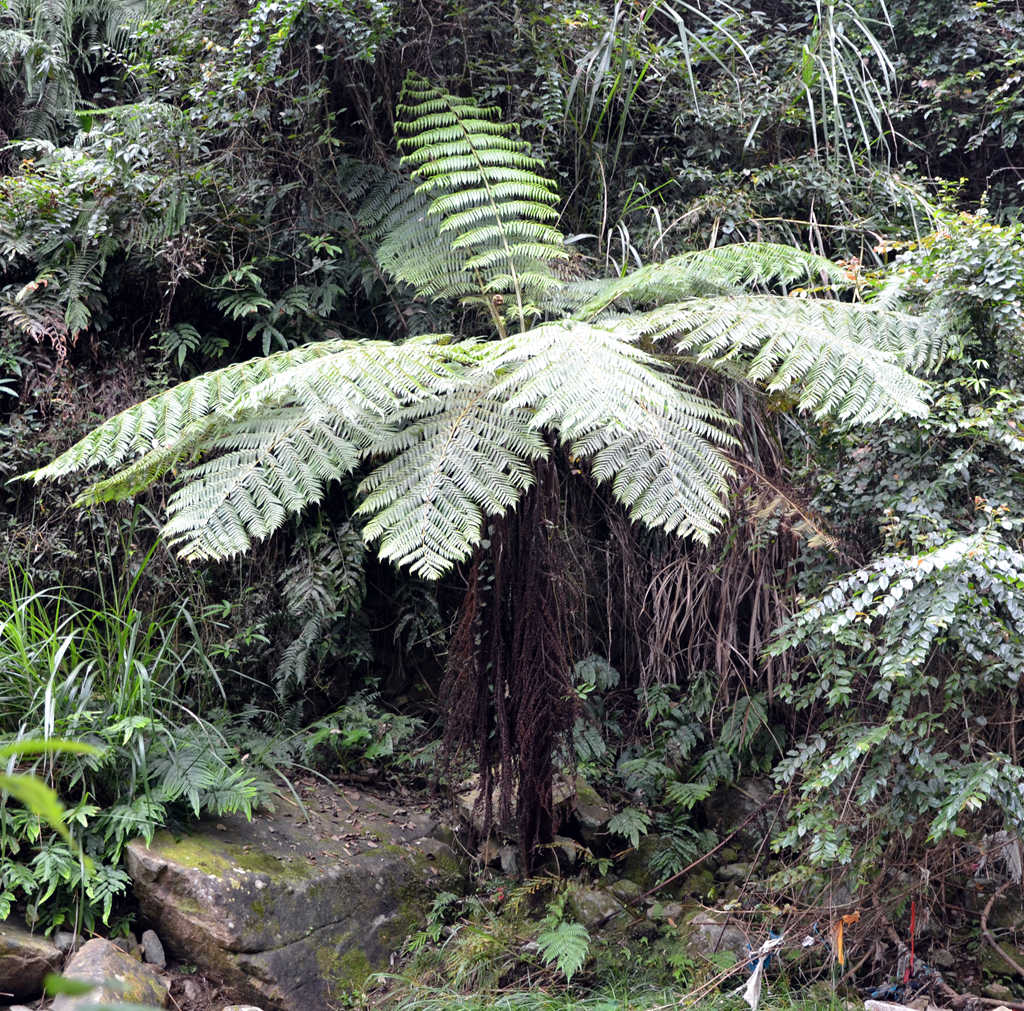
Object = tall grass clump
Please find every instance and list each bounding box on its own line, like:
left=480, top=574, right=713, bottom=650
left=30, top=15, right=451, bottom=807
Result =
left=0, top=552, right=274, bottom=934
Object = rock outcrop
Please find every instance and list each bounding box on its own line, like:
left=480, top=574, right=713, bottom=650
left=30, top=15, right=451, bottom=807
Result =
left=0, top=918, right=62, bottom=999
left=127, top=783, right=462, bottom=1011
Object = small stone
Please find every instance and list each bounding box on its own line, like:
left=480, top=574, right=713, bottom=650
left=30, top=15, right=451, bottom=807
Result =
left=717, top=847, right=739, bottom=863
left=176, top=977, right=205, bottom=1004
left=53, top=938, right=169, bottom=1010
left=929, top=947, right=956, bottom=970
left=112, top=930, right=140, bottom=958
left=679, top=868, right=715, bottom=897
left=572, top=777, right=613, bottom=832
left=716, top=862, right=752, bottom=882
left=984, top=982, right=1014, bottom=1001
left=607, top=878, right=642, bottom=903
left=552, top=835, right=578, bottom=867
left=499, top=844, right=519, bottom=876
left=647, top=900, right=686, bottom=921
left=141, top=929, right=167, bottom=969
left=683, top=907, right=750, bottom=961
left=53, top=930, right=81, bottom=955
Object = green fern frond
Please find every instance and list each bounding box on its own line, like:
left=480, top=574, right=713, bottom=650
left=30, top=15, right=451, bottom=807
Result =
left=607, top=806, right=651, bottom=847
left=536, top=920, right=591, bottom=982
left=638, top=295, right=937, bottom=423
left=491, top=322, right=735, bottom=540
left=26, top=340, right=347, bottom=481
left=395, top=72, right=567, bottom=326
left=158, top=408, right=364, bottom=560
left=664, top=780, right=713, bottom=810
left=564, top=242, right=850, bottom=319
left=31, top=325, right=737, bottom=573
left=357, top=387, right=547, bottom=579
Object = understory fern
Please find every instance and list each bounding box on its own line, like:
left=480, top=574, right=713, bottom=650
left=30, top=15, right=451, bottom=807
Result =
left=537, top=890, right=591, bottom=982
left=537, top=920, right=591, bottom=983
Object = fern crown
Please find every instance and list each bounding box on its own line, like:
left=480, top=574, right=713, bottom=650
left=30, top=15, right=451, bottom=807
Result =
left=28, top=77, right=950, bottom=578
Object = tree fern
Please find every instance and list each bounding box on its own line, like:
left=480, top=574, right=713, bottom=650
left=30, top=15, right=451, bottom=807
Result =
left=28, top=328, right=732, bottom=575
left=27, top=79, right=950, bottom=579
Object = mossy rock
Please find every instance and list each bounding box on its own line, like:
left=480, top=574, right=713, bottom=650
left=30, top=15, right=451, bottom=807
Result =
left=980, top=938, right=1024, bottom=978
left=52, top=938, right=169, bottom=1010
left=126, top=783, right=464, bottom=1011
left=617, top=834, right=665, bottom=889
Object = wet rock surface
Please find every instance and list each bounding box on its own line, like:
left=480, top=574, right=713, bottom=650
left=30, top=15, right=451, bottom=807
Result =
left=127, top=783, right=462, bottom=1011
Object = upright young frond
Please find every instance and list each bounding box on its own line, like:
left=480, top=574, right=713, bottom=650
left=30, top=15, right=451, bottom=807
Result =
left=364, top=177, right=474, bottom=300
left=395, top=72, right=567, bottom=327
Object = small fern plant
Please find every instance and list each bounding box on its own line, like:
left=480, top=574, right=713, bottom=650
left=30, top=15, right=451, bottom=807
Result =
left=536, top=891, right=591, bottom=983
left=27, top=77, right=952, bottom=581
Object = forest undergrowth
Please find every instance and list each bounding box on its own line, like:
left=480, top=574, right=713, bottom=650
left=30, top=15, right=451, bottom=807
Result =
left=3, top=0, right=1024, bottom=1007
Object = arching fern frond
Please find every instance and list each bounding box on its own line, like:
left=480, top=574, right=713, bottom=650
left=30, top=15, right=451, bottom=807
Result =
left=636, top=295, right=940, bottom=423
left=28, top=340, right=348, bottom=481
left=560, top=242, right=850, bottom=319
left=357, top=386, right=547, bottom=579
left=490, top=322, right=734, bottom=540
left=159, top=408, right=363, bottom=560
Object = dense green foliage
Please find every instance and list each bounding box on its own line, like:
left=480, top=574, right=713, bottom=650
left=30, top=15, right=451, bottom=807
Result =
left=2, top=0, right=1024, bottom=1002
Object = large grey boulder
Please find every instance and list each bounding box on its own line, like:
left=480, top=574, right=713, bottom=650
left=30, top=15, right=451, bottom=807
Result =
left=52, top=938, right=169, bottom=1010
left=0, top=918, right=62, bottom=999
left=127, top=784, right=462, bottom=1011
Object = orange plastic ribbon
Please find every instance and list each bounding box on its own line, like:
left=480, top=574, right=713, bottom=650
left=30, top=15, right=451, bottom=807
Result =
left=832, top=911, right=861, bottom=967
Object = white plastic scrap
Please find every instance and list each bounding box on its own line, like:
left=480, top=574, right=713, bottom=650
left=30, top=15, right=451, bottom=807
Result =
left=739, top=935, right=785, bottom=1011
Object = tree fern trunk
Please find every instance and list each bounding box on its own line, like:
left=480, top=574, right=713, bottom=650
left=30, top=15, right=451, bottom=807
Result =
left=443, top=460, right=578, bottom=869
